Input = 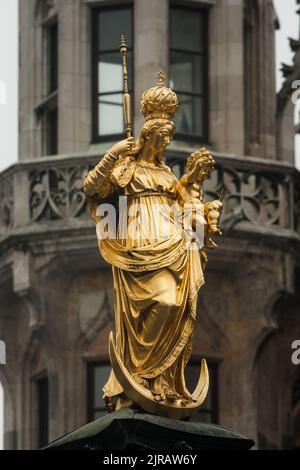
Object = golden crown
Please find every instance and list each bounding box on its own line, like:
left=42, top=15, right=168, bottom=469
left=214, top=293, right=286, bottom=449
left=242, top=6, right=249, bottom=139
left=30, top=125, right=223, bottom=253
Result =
left=141, top=71, right=179, bottom=121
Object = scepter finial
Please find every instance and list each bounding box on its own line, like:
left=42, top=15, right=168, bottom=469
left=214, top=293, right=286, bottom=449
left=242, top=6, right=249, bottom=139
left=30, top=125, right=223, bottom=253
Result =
left=120, top=34, right=127, bottom=53
left=157, top=70, right=166, bottom=86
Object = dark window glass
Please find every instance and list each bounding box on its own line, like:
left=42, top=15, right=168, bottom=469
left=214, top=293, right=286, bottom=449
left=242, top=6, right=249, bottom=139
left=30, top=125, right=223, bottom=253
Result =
left=185, top=360, right=218, bottom=423
left=87, top=362, right=111, bottom=421
left=36, top=376, right=49, bottom=448
left=92, top=7, right=133, bottom=140
left=40, top=21, right=58, bottom=157
left=170, top=6, right=207, bottom=140
left=46, top=107, right=58, bottom=155
left=98, top=9, right=132, bottom=52
left=170, top=52, right=203, bottom=95
left=171, top=8, right=204, bottom=53
left=48, top=22, right=58, bottom=93
left=176, top=94, right=204, bottom=136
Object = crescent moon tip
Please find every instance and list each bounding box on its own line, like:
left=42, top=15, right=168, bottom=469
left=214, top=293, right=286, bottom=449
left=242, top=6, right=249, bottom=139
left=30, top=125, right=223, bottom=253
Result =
left=108, top=335, right=210, bottom=419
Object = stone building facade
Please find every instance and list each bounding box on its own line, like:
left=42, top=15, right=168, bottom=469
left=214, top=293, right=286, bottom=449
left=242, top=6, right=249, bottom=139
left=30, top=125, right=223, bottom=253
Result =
left=0, top=0, right=300, bottom=450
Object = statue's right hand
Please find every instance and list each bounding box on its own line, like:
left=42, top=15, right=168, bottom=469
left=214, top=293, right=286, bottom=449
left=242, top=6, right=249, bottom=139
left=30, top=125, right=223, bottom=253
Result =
left=109, top=137, right=135, bottom=157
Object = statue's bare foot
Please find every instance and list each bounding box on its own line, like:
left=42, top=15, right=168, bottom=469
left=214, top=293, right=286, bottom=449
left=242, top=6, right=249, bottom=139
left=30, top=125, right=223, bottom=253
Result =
left=181, top=399, right=189, bottom=407
left=154, top=392, right=165, bottom=402
left=166, top=391, right=180, bottom=401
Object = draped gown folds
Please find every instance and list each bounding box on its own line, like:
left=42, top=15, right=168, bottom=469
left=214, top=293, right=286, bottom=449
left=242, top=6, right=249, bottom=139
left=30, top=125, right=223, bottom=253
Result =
left=84, top=153, right=205, bottom=410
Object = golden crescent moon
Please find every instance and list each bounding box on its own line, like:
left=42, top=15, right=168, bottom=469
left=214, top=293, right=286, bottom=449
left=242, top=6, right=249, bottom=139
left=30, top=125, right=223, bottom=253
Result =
left=109, top=331, right=209, bottom=420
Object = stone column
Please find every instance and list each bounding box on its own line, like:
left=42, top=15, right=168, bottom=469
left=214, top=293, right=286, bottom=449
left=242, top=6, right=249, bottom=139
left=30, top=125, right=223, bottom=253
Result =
left=134, top=0, right=169, bottom=135
left=2, top=379, right=17, bottom=449
left=13, top=169, right=30, bottom=228
left=58, top=0, right=92, bottom=154
left=276, top=100, right=295, bottom=165
left=244, top=0, right=277, bottom=159
left=19, top=0, right=42, bottom=160
left=209, top=0, right=245, bottom=155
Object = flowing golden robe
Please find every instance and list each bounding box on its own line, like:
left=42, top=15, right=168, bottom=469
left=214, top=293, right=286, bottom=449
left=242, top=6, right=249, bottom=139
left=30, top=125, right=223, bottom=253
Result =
left=84, top=153, right=205, bottom=409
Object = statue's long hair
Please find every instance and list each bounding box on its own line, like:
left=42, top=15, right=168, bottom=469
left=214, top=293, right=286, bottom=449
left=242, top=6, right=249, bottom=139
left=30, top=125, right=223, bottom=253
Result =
left=126, top=118, right=176, bottom=158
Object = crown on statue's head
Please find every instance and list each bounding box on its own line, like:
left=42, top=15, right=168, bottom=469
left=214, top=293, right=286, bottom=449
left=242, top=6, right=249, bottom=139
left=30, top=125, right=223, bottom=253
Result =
left=141, top=71, right=179, bottom=121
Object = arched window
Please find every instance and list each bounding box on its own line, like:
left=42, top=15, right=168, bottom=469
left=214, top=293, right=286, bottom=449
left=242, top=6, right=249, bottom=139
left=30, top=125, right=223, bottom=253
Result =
left=22, top=339, right=53, bottom=449
left=33, top=372, right=49, bottom=448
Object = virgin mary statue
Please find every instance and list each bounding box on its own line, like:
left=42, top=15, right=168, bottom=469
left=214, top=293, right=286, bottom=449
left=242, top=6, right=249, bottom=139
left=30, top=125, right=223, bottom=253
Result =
left=84, top=72, right=221, bottom=419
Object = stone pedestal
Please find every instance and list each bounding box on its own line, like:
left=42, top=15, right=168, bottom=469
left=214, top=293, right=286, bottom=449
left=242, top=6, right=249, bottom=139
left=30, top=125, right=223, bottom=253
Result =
left=44, top=409, right=254, bottom=450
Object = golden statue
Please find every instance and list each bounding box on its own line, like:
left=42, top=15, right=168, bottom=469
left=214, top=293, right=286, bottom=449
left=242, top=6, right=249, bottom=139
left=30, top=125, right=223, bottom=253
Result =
left=84, top=41, right=222, bottom=420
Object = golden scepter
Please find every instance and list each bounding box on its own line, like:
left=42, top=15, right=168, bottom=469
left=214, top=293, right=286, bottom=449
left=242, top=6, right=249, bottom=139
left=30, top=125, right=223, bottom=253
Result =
left=120, top=34, right=132, bottom=138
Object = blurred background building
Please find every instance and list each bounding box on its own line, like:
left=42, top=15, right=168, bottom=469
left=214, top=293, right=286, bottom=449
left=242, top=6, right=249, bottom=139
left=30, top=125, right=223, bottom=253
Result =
left=0, top=0, right=300, bottom=450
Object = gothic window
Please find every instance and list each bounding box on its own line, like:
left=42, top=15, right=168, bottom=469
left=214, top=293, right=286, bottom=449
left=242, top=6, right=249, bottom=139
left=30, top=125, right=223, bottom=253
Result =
left=87, top=361, right=111, bottom=421
left=92, top=5, right=133, bottom=142
left=170, top=3, right=208, bottom=142
left=36, top=374, right=49, bottom=448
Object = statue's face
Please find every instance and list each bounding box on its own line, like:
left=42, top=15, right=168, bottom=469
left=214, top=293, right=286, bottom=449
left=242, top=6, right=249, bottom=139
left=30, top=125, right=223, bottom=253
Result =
left=198, top=164, right=214, bottom=182
left=147, top=123, right=174, bottom=156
